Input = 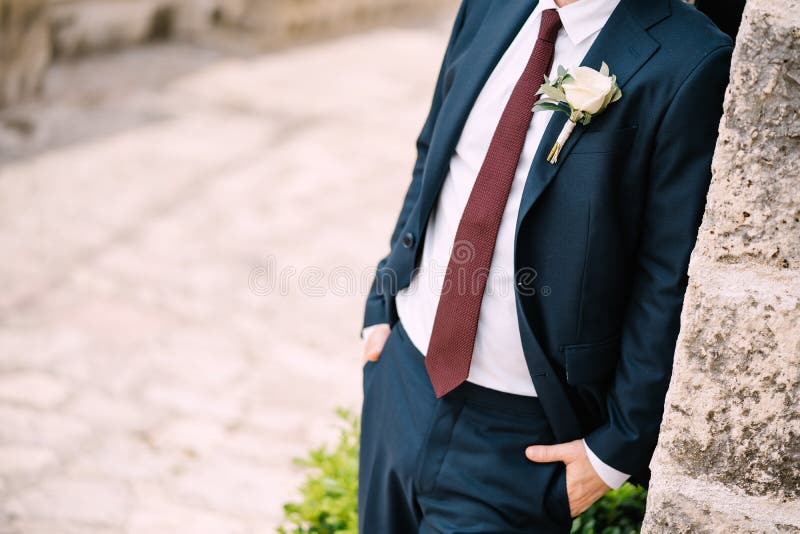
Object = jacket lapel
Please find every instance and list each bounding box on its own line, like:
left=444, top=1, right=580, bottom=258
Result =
left=515, top=0, right=662, bottom=234
left=415, top=0, right=539, bottom=233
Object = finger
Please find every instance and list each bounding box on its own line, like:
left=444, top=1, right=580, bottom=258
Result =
left=361, top=340, right=382, bottom=364
left=362, top=340, right=384, bottom=363
left=526, top=444, right=568, bottom=463
left=362, top=349, right=381, bottom=365
left=361, top=324, right=391, bottom=365
left=527, top=440, right=583, bottom=463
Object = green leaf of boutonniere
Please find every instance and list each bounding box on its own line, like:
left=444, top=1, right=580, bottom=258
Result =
left=537, top=83, right=566, bottom=102
left=533, top=101, right=570, bottom=114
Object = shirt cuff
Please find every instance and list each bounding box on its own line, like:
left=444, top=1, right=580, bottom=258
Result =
left=582, top=439, right=630, bottom=490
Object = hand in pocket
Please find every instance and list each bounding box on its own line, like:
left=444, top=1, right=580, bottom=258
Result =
left=362, top=324, right=391, bottom=366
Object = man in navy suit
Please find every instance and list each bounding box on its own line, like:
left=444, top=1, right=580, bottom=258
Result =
left=359, top=0, right=732, bottom=531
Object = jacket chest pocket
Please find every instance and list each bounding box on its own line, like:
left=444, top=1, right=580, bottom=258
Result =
left=571, top=125, right=638, bottom=155
left=560, top=335, right=621, bottom=385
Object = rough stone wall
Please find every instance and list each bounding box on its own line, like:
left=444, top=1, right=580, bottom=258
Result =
left=0, top=0, right=51, bottom=107
left=643, top=0, right=800, bottom=532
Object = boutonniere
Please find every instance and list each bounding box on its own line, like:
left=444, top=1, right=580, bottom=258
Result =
left=533, top=63, right=622, bottom=164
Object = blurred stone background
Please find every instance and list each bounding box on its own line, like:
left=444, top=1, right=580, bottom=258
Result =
left=1, top=0, right=454, bottom=109
left=0, top=0, right=456, bottom=532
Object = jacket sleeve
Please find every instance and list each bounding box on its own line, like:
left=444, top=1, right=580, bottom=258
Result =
left=363, top=1, right=469, bottom=330
left=584, top=44, right=733, bottom=478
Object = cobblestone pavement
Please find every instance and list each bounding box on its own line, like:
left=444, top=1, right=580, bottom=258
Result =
left=0, top=18, right=449, bottom=533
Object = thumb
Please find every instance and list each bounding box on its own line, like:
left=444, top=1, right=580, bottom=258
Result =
left=526, top=441, right=579, bottom=463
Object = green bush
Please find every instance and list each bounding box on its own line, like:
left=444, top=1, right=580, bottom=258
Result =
left=279, top=410, right=647, bottom=534
left=569, top=482, right=646, bottom=534
left=278, top=408, right=359, bottom=534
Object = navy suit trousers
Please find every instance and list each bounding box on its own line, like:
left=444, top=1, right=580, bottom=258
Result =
left=358, top=322, right=572, bottom=533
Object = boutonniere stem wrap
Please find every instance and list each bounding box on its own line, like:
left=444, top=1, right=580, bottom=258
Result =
left=533, top=63, right=622, bottom=164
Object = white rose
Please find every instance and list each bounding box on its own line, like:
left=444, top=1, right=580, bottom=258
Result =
left=562, top=66, right=615, bottom=115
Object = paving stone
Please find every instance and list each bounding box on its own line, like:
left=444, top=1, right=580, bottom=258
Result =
left=150, top=418, right=228, bottom=455
left=0, top=406, right=91, bottom=452
left=63, top=437, right=180, bottom=482
left=5, top=478, right=131, bottom=526
left=0, top=372, right=69, bottom=409
left=0, top=447, right=57, bottom=475
left=1, top=521, right=120, bottom=534
left=63, top=390, right=153, bottom=432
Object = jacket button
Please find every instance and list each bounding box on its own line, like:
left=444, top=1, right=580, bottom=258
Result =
left=401, top=232, right=415, bottom=249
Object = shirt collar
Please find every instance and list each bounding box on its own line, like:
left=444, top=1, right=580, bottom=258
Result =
left=535, top=0, right=622, bottom=46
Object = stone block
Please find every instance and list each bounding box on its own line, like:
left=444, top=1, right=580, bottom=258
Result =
left=240, top=0, right=451, bottom=45
left=693, top=0, right=800, bottom=270
left=49, top=0, right=171, bottom=57
left=656, top=267, right=799, bottom=499
left=644, top=477, right=800, bottom=534
left=0, top=0, right=50, bottom=107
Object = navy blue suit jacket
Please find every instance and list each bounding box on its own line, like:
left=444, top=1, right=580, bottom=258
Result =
left=363, top=0, right=732, bottom=485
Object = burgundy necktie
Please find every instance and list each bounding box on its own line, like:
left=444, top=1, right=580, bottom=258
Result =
left=426, top=10, right=562, bottom=398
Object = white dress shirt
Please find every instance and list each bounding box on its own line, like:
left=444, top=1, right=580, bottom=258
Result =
left=370, top=0, right=629, bottom=488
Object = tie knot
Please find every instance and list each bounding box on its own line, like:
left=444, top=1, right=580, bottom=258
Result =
left=538, top=9, right=562, bottom=43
